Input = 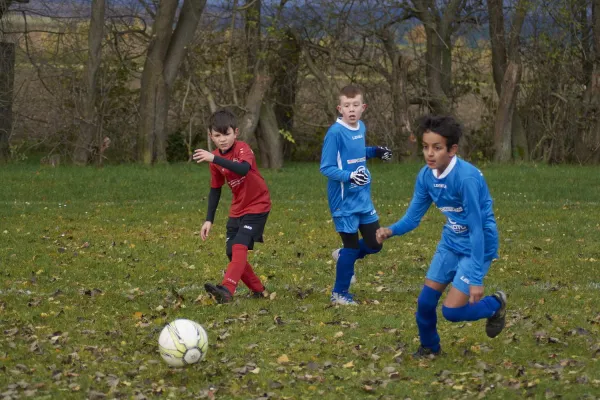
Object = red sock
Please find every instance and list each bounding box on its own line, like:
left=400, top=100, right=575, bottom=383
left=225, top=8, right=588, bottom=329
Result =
left=240, top=262, right=264, bottom=293
left=221, top=244, right=248, bottom=295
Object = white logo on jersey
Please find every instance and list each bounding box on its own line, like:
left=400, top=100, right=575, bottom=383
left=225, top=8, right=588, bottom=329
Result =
left=347, top=157, right=366, bottom=164
left=352, top=135, right=364, bottom=140
left=447, top=218, right=468, bottom=234
left=434, top=183, right=447, bottom=189
left=439, top=206, right=463, bottom=212
left=243, top=225, right=253, bottom=230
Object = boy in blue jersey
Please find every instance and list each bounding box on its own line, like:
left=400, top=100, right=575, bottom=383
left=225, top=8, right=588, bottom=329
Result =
left=376, top=115, right=507, bottom=357
left=320, top=85, right=393, bottom=305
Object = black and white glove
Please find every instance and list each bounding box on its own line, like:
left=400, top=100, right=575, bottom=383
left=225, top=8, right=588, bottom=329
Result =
left=350, top=169, right=369, bottom=186
left=375, top=146, right=393, bottom=161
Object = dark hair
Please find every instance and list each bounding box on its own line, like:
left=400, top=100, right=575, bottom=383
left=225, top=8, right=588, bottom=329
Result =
left=339, top=84, right=363, bottom=100
left=208, top=109, right=237, bottom=134
left=415, top=115, right=463, bottom=149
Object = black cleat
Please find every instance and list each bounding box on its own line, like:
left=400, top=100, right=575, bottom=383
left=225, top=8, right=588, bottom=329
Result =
left=486, top=291, right=507, bottom=338
left=204, top=283, right=233, bottom=304
left=250, top=289, right=269, bottom=299
left=412, top=345, right=442, bottom=359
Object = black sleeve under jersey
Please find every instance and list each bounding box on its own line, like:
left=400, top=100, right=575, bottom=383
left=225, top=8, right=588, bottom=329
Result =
left=206, top=187, right=222, bottom=223
left=212, top=156, right=251, bottom=176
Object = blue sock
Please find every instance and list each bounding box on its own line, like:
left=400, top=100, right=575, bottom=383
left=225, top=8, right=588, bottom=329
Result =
left=333, top=248, right=360, bottom=293
left=416, top=285, right=443, bottom=352
left=357, top=239, right=381, bottom=259
left=441, top=296, right=501, bottom=322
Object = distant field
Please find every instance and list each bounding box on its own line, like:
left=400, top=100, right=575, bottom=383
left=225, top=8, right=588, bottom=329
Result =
left=0, top=162, right=599, bottom=399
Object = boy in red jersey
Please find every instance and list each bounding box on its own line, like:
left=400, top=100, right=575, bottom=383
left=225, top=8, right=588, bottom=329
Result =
left=193, top=109, right=271, bottom=303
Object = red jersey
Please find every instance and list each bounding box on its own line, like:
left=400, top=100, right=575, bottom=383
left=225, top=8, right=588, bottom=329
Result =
left=209, top=141, right=271, bottom=217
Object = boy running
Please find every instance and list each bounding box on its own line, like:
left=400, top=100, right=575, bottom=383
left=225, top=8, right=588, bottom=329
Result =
left=376, top=115, right=507, bottom=357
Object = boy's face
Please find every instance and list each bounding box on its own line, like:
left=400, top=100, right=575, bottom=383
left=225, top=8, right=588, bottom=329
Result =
left=422, top=130, right=458, bottom=173
left=209, top=127, right=238, bottom=152
left=337, top=94, right=366, bottom=127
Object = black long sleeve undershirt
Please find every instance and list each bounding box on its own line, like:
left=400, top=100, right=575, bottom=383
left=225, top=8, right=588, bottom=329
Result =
left=212, top=156, right=251, bottom=176
left=206, top=187, right=221, bottom=223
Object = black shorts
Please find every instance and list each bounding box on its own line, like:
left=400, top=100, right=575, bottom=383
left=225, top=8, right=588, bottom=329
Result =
left=226, top=212, right=269, bottom=250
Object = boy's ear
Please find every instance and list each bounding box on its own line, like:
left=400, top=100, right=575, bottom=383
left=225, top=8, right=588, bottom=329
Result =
left=336, top=104, right=342, bottom=114
left=362, top=103, right=367, bottom=111
left=449, top=143, right=459, bottom=156
left=233, top=128, right=240, bottom=136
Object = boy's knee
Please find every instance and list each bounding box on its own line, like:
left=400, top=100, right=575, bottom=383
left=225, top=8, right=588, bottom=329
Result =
left=417, top=288, right=439, bottom=311
left=441, top=305, right=463, bottom=322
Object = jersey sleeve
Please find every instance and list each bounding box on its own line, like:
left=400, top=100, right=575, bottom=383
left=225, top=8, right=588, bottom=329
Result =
left=461, top=177, right=485, bottom=285
left=389, top=170, right=432, bottom=236
left=366, top=146, right=376, bottom=159
left=209, top=162, right=225, bottom=189
left=320, top=129, right=351, bottom=182
left=236, top=142, right=256, bottom=165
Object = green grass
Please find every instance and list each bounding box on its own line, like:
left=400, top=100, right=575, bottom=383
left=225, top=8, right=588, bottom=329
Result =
left=1, top=162, right=599, bottom=399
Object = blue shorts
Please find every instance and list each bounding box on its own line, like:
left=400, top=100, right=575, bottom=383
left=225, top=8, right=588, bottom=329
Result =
left=333, top=209, right=379, bottom=233
left=426, top=244, right=493, bottom=295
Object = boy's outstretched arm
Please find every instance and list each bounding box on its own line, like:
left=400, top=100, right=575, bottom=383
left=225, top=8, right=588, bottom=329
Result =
left=366, top=146, right=393, bottom=161
left=376, top=172, right=432, bottom=244
left=193, top=148, right=251, bottom=176
left=462, top=178, right=485, bottom=303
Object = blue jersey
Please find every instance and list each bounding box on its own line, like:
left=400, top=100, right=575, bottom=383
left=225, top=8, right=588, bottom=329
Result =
left=389, top=157, right=498, bottom=285
left=320, top=118, right=379, bottom=217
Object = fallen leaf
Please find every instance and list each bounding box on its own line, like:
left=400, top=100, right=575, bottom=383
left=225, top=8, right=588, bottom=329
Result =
left=277, top=354, right=289, bottom=364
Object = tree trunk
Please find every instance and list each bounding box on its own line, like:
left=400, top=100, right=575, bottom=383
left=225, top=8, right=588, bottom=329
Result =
left=424, top=27, right=451, bottom=114
left=138, top=0, right=207, bottom=164
left=256, top=100, right=283, bottom=169
left=0, top=42, right=15, bottom=163
left=74, top=0, right=105, bottom=165
left=488, top=0, right=529, bottom=162
left=413, top=0, right=464, bottom=115
left=273, top=28, right=299, bottom=136
left=238, top=72, right=272, bottom=144
left=494, top=62, right=521, bottom=162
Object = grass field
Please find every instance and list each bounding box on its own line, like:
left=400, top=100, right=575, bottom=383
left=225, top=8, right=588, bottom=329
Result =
left=1, top=162, right=599, bottom=399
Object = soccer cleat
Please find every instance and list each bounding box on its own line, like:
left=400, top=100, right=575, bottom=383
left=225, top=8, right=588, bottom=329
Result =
left=330, top=292, right=358, bottom=306
left=412, top=345, right=442, bottom=359
left=331, top=249, right=356, bottom=284
left=204, top=283, right=233, bottom=304
left=250, top=289, right=269, bottom=299
left=486, top=291, right=507, bottom=338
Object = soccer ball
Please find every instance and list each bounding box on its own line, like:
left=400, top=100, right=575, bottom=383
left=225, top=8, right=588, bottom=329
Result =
left=158, top=319, right=208, bottom=367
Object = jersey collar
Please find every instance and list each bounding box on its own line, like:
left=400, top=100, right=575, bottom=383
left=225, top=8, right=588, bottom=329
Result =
left=335, top=117, right=361, bottom=131
left=433, top=156, right=457, bottom=179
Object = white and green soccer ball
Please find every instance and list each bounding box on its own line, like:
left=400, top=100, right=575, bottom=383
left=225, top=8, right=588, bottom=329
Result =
left=158, top=319, right=208, bottom=367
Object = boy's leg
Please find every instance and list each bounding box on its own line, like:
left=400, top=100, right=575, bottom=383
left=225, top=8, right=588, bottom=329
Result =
left=223, top=212, right=269, bottom=295
left=357, top=219, right=383, bottom=259
left=440, top=258, right=506, bottom=337
left=414, top=246, right=458, bottom=354
left=333, top=231, right=360, bottom=294
left=416, top=280, right=447, bottom=354
left=221, top=244, right=248, bottom=295
left=240, top=262, right=264, bottom=293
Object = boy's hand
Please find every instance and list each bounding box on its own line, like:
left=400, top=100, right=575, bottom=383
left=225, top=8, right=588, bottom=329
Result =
left=376, top=227, right=392, bottom=244
left=200, top=221, right=212, bottom=241
left=193, top=149, right=215, bottom=163
left=350, top=169, right=369, bottom=185
left=375, top=146, right=393, bottom=161
left=469, top=285, right=484, bottom=304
